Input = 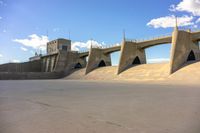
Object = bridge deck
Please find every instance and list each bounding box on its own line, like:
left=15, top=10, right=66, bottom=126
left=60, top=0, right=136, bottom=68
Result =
left=138, top=36, right=172, bottom=49
left=78, top=31, right=200, bottom=56
left=79, top=52, right=89, bottom=58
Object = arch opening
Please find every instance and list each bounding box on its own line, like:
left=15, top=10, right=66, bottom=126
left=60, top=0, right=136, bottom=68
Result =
left=187, top=50, right=195, bottom=61
left=145, top=44, right=171, bottom=64
left=74, top=63, right=82, bottom=69
left=110, top=51, right=120, bottom=66
left=98, top=60, right=106, bottom=67
left=132, top=56, right=141, bottom=65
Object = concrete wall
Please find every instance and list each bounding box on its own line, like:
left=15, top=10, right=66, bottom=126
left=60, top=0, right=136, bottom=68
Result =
left=0, top=60, right=42, bottom=72
left=86, top=48, right=111, bottom=74
left=41, top=54, right=58, bottom=72
left=61, top=51, right=87, bottom=75
left=170, top=29, right=200, bottom=74
left=0, top=72, right=62, bottom=80
left=53, top=50, right=68, bottom=72
left=117, top=41, right=146, bottom=74
left=41, top=50, right=87, bottom=74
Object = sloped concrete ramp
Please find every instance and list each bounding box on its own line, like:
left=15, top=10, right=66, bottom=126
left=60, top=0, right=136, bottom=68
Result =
left=168, top=61, right=200, bottom=83
left=65, top=62, right=200, bottom=82
left=65, top=63, right=170, bottom=81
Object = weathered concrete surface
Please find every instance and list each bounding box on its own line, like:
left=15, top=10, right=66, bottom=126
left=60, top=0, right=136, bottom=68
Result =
left=102, top=45, right=121, bottom=54
left=0, top=60, right=42, bottom=72
left=53, top=50, right=68, bottom=72
left=86, top=48, right=111, bottom=74
left=66, top=61, right=200, bottom=82
left=138, top=36, right=172, bottom=49
left=170, top=30, right=200, bottom=74
left=66, top=63, right=169, bottom=81
left=0, top=72, right=63, bottom=80
left=42, top=53, right=58, bottom=72
left=53, top=51, right=86, bottom=73
left=117, top=41, right=146, bottom=74
left=0, top=80, right=200, bottom=133
left=62, top=51, right=87, bottom=75
left=169, top=61, right=200, bottom=82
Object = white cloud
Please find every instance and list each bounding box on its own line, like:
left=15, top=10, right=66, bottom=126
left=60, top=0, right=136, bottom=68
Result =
left=148, top=58, right=170, bottom=64
left=147, top=15, right=194, bottom=28
left=72, top=40, right=120, bottom=51
left=71, top=40, right=120, bottom=51
left=20, top=46, right=28, bottom=51
left=170, top=0, right=200, bottom=16
left=71, top=40, right=105, bottom=51
left=13, top=34, right=49, bottom=51
left=0, top=54, right=3, bottom=58
left=2, top=29, right=6, bottom=33
left=11, top=59, right=20, bottom=63
left=0, top=17, right=2, bottom=20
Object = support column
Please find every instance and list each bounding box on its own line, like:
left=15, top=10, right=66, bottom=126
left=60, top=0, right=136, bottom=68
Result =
left=54, top=50, right=68, bottom=72
left=85, top=48, right=111, bottom=74
left=41, top=58, right=46, bottom=72
left=117, top=41, right=146, bottom=74
left=45, top=57, right=50, bottom=72
left=54, top=51, right=87, bottom=75
left=170, top=29, right=199, bottom=74
left=50, top=55, right=56, bottom=72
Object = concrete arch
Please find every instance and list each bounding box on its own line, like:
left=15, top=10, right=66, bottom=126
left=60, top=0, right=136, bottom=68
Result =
left=98, top=60, right=106, bottom=67
left=142, top=43, right=171, bottom=50
left=187, top=50, right=196, bottom=61
left=74, top=63, right=82, bottom=69
left=139, top=36, right=172, bottom=49
left=132, top=56, right=141, bottom=65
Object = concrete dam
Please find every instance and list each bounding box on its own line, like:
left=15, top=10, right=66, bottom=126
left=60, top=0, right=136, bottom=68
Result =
left=1, top=28, right=200, bottom=80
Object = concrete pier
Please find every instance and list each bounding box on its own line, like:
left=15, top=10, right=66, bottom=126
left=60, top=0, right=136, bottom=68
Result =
left=117, top=40, right=146, bottom=74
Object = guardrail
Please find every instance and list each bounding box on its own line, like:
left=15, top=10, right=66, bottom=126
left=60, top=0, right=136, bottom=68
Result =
left=101, top=43, right=120, bottom=49
left=191, top=29, right=200, bottom=32
left=78, top=50, right=89, bottom=53
left=177, top=28, right=200, bottom=32
left=126, top=33, right=172, bottom=43
left=78, top=43, right=121, bottom=53
left=78, top=29, right=200, bottom=54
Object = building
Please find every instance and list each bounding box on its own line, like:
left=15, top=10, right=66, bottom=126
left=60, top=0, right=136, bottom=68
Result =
left=47, top=38, right=71, bottom=54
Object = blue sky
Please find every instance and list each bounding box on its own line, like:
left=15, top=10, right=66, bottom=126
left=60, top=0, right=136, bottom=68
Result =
left=0, top=0, right=200, bottom=65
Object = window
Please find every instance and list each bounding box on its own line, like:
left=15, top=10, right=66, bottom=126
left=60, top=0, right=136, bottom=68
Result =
left=62, top=46, right=68, bottom=50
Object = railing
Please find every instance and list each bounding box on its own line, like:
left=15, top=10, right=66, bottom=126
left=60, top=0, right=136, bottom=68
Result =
left=78, top=50, right=89, bottom=53
left=101, top=43, right=121, bottom=49
left=177, top=28, right=200, bottom=33
left=78, top=43, right=121, bottom=53
left=126, top=33, right=172, bottom=43
left=191, top=29, right=200, bottom=33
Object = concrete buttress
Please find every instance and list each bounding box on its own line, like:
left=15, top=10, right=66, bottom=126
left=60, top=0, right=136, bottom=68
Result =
left=85, top=48, right=111, bottom=74
left=170, top=29, right=199, bottom=74
left=117, top=40, right=146, bottom=74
